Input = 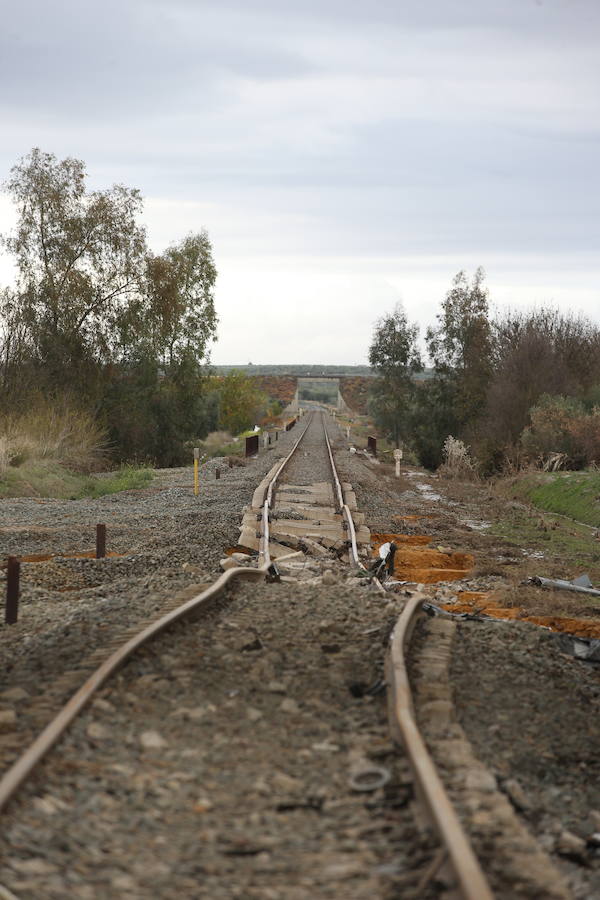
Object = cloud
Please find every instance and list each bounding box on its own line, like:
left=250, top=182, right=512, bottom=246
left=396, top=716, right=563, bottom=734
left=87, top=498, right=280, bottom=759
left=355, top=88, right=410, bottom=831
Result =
left=1, top=0, right=599, bottom=363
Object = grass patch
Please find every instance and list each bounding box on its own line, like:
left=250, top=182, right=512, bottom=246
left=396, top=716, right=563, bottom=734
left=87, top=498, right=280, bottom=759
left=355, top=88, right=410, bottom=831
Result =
left=0, top=461, right=92, bottom=499
left=82, top=465, right=153, bottom=498
left=489, top=510, right=600, bottom=575
left=502, top=471, right=600, bottom=528
left=487, top=478, right=600, bottom=583
left=0, top=461, right=153, bottom=500
left=337, top=414, right=397, bottom=456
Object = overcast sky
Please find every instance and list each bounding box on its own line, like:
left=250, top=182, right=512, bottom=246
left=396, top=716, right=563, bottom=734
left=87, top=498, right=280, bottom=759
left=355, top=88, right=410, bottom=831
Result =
left=1, top=0, right=599, bottom=364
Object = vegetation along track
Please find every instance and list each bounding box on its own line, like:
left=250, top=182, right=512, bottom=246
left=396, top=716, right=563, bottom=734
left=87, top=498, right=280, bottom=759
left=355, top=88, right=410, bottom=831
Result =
left=0, top=411, right=571, bottom=898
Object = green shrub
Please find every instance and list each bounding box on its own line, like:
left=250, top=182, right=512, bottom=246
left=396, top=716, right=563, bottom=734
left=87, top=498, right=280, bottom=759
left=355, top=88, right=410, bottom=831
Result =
left=82, top=465, right=153, bottom=498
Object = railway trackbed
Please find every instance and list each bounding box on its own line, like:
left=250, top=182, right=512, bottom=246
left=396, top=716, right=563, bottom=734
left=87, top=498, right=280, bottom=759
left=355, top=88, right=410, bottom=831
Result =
left=0, top=412, right=579, bottom=898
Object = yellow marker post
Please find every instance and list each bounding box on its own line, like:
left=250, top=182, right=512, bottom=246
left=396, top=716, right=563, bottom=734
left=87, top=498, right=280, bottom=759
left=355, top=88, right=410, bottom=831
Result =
left=193, top=447, right=200, bottom=496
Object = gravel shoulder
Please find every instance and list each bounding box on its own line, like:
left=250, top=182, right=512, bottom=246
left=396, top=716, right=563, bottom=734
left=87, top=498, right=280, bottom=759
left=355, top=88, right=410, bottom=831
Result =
left=450, top=619, right=600, bottom=899
left=0, top=437, right=299, bottom=702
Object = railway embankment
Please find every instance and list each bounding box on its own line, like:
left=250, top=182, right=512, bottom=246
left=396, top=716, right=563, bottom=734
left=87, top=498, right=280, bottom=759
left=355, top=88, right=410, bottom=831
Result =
left=1, top=416, right=600, bottom=897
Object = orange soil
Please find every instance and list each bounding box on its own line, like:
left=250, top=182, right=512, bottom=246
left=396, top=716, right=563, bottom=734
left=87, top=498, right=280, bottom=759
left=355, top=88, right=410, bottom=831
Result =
left=443, top=592, right=600, bottom=640
left=371, top=533, right=474, bottom=585
left=20, top=551, right=123, bottom=563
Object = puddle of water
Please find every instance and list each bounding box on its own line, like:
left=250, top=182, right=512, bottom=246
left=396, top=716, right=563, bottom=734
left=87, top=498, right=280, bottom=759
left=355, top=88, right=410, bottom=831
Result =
left=413, top=483, right=443, bottom=502
left=463, top=519, right=491, bottom=531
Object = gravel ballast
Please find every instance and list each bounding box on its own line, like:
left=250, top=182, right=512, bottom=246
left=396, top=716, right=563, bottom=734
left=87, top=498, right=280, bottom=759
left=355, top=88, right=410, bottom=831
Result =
left=2, top=412, right=599, bottom=898
left=0, top=435, right=300, bottom=703
left=0, top=413, right=438, bottom=899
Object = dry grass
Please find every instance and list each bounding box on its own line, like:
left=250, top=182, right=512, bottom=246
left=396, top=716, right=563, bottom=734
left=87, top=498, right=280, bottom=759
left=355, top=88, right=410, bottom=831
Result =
left=0, top=399, right=107, bottom=477
left=196, top=430, right=241, bottom=457
left=437, top=435, right=478, bottom=481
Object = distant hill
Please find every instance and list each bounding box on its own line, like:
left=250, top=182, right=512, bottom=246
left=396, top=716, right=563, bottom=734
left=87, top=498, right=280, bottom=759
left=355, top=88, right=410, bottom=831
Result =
left=207, top=364, right=375, bottom=376
left=207, top=363, right=433, bottom=380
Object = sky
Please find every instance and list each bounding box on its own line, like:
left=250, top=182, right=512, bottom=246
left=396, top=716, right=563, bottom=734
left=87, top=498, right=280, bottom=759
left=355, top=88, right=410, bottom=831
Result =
left=1, top=0, right=599, bottom=365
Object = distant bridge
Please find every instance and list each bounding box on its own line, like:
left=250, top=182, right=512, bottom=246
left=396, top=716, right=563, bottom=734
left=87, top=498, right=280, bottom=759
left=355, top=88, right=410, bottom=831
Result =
left=290, top=377, right=351, bottom=412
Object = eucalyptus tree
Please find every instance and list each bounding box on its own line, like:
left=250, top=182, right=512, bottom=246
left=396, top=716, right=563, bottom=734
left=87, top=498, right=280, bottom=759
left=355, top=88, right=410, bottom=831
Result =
left=1, top=148, right=219, bottom=463
left=368, top=305, right=422, bottom=447
left=426, top=267, right=492, bottom=432
left=3, top=148, right=146, bottom=382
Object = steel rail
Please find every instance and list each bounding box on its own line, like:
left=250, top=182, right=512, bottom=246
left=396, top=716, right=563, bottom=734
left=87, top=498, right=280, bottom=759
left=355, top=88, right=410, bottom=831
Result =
left=322, top=418, right=365, bottom=570
left=0, top=566, right=266, bottom=814
left=386, top=596, right=495, bottom=900
left=0, top=411, right=362, bottom=814
left=259, top=412, right=314, bottom=567
left=0, top=416, right=313, bottom=815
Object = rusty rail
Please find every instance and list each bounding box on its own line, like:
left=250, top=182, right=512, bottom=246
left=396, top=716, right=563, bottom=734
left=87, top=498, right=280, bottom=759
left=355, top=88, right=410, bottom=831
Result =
left=0, top=412, right=312, bottom=814
left=0, top=565, right=269, bottom=814
left=386, top=596, right=495, bottom=900
left=0, top=411, right=363, bottom=814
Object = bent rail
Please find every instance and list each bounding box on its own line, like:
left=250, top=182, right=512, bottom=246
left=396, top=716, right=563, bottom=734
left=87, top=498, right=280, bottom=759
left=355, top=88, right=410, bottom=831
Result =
left=0, top=411, right=367, bottom=814
left=0, top=565, right=267, bottom=814
left=0, top=415, right=315, bottom=815
left=386, top=596, right=494, bottom=900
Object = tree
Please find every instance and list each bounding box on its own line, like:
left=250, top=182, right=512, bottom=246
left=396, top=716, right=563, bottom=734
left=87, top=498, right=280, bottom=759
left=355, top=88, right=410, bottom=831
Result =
left=0, top=148, right=220, bottom=466
left=477, top=308, right=600, bottom=469
left=213, top=371, right=267, bottom=435
left=2, top=148, right=146, bottom=382
left=426, top=267, right=492, bottom=432
left=143, top=232, right=217, bottom=369
left=368, top=305, right=422, bottom=446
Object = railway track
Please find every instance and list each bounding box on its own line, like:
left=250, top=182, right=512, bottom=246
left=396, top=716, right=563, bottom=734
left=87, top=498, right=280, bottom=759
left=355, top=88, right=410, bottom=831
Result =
left=0, top=411, right=569, bottom=898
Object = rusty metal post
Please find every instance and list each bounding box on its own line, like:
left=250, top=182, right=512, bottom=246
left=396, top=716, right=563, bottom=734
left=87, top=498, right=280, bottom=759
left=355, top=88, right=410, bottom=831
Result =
left=367, top=436, right=377, bottom=456
left=215, top=468, right=220, bottom=479
left=275, top=430, right=278, bottom=441
left=245, top=434, right=259, bottom=457
left=96, top=523, right=106, bottom=559
left=193, top=447, right=200, bottom=496
left=5, top=557, right=20, bottom=625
